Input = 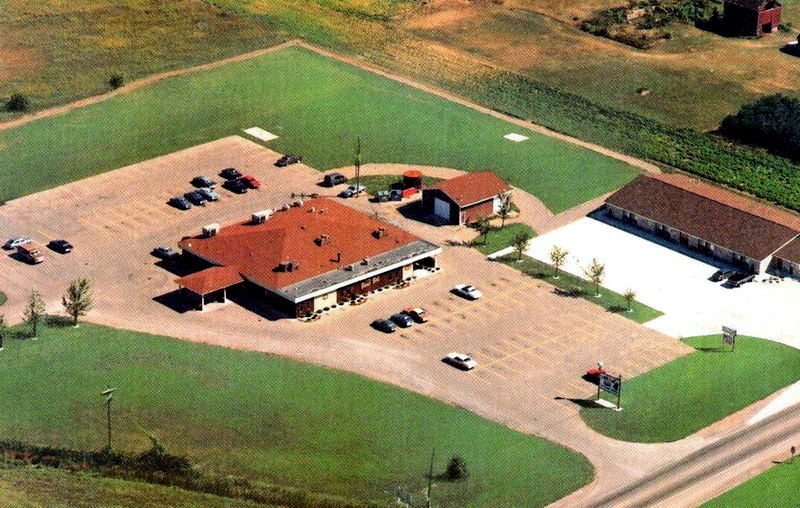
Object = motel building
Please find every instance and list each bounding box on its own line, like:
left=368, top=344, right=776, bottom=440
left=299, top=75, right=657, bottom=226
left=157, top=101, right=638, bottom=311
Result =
left=421, top=171, right=512, bottom=226
left=174, top=198, right=442, bottom=317
left=605, top=173, right=800, bottom=276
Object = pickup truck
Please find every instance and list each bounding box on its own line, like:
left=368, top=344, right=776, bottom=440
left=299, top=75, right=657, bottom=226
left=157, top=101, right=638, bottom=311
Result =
left=727, top=272, right=755, bottom=287
left=17, top=242, right=44, bottom=264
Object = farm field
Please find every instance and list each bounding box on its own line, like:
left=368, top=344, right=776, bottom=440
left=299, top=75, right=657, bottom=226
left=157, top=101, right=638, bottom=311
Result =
left=0, top=45, right=638, bottom=212
left=0, top=467, right=263, bottom=508
left=0, top=322, right=593, bottom=507
left=702, top=459, right=800, bottom=507
left=581, top=335, right=800, bottom=442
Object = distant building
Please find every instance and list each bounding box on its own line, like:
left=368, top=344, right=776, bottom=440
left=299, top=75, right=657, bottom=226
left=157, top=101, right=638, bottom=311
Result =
left=605, top=173, right=800, bottom=275
left=176, top=198, right=441, bottom=316
left=421, top=172, right=512, bottom=226
left=724, top=0, right=781, bottom=37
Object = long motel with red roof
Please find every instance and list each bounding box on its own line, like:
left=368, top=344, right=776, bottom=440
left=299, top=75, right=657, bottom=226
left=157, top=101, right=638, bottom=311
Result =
left=174, top=198, right=442, bottom=316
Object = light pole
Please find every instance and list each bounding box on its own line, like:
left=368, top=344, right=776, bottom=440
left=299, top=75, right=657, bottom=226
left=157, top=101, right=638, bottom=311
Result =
left=101, top=387, right=117, bottom=450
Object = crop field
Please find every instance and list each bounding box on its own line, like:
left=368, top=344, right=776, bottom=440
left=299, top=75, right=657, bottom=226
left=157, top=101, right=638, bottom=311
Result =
left=0, top=323, right=592, bottom=506
left=581, top=335, right=800, bottom=442
left=0, top=45, right=638, bottom=212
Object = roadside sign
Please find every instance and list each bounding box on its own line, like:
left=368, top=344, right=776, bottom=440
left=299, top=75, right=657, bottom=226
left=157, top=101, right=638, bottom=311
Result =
left=599, top=373, right=621, bottom=396
left=723, top=326, right=737, bottom=350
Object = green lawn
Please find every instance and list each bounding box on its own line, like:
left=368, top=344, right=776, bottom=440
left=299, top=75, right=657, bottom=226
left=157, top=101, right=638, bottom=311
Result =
left=473, top=223, right=536, bottom=256
left=702, top=460, right=800, bottom=507
left=0, top=322, right=592, bottom=506
left=581, top=335, right=800, bottom=443
left=0, top=45, right=638, bottom=212
left=0, top=467, right=264, bottom=508
left=496, top=254, right=662, bottom=324
left=354, top=174, right=443, bottom=196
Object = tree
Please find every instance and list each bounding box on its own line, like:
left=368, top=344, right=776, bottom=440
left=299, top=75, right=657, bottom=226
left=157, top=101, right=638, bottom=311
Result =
left=62, top=278, right=93, bottom=326
left=6, top=93, right=29, bottom=112
left=23, top=290, right=45, bottom=339
left=583, top=259, right=606, bottom=297
left=444, top=455, right=469, bottom=480
left=497, top=194, right=513, bottom=229
left=473, top=215, right=491, bottom=246
left=720, top=94, right=800, bottom=161
left=109, top=73, right=124, bottom=89
left=549, top=245, right=569, bottom=278
left=512, top=231, right=532, bottom=261
left=623, top=288, right=636, bottom=312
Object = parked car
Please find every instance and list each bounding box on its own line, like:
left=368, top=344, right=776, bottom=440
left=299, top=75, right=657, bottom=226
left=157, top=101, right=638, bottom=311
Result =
left=323, top=172, right=347, bottom=187
left=196, top=187, right=220, bottom=201
left=390, top=313, right=414, bottom=328
left=240, top=175, right=260, bottom=189
left=727, top=272, right=756, bottom=287
left=374, top=190, right=390, bottom=203
left=444, top=352, right=477, bottom=371
left=403, top=307, right=429, bottom=323
left=389, top=189, right=403, bottom=201
left=17, top=242, right=44, bottom=264
left=453, top=284, right=483, bottom=300
left=191, top=176, right=217, bottom=188
left=47, top=239, right=73, bottom=254
left=339, top=184, right=367, bottom=198
left=3, top=237, right=32, bottom=250
left=152, top=246, right=179, bottom=259
left=275, top=154, right=302, bottom=167
left=223, top=179, right=248, bottom=194
left=371, top=318, right=397, bottom=333
left=710, top=268, right=735, bottom=282
left=184, top=190, right=208, bottom=206
left=168, top=196, right=192, bottom=210
left=585, top=363, right=606, bottom=380
left=220, top=168, right=243, bottom=180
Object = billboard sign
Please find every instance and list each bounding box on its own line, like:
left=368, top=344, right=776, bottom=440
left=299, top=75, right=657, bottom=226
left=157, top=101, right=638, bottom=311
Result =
left=599, top=373, right=621, bottom=396
left=722, top=326, right=737, bottom=346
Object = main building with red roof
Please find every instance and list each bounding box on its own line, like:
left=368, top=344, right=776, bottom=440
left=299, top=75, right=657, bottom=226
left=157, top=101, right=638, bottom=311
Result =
left=175, top=198, right=441, bottom=316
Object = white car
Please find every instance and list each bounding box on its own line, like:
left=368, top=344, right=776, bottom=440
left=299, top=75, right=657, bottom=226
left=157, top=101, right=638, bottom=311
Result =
left=453, top=284, right=483, bottom=300
left=4, top=237, right=32, bottom=250
left=445, top=352, right=477, bottom=370
left=339, top=184, right=367, bottom=198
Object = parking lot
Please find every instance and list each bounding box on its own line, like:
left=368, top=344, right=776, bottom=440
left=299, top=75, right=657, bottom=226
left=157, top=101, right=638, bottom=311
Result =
left=0, top=135, right=698, bottom=489
left=526, top=216, right=800, bottom=347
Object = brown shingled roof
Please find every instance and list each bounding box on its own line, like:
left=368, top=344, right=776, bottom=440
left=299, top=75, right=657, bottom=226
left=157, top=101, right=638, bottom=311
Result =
left=774, top=238, right=800, bottom=264
left=606, top=174, right=800, bottom=261
left=178, top=198, right=423, bottom=290
left=429, top=172, right=511, bottom=207
left=725, top=0, right=779, bottom=10
left=175, top=265, right=244, bottom=295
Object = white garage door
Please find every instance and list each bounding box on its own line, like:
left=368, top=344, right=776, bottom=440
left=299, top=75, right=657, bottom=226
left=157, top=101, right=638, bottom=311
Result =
left=434, top=197, right=451, bottom=220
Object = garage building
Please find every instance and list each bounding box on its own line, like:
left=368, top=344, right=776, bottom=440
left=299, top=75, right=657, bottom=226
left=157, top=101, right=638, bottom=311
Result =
left=605, top=173, right=800, bottom=274
left=421, top=172, right=511, bottom=225
left=176, top=198, right=441, bottom=317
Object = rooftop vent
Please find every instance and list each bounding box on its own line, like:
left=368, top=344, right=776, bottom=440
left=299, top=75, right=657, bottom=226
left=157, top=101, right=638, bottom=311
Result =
left=292, top=199, right=303, bottom=207
left=373, top=227, right=387, bottom=239
left=361, top=258, right=369, bottom=265
left=314, top=234, right=330, bottom=246
left=281, top=204, right=291, bottom=211
left=277, top=259, right=300, bottom=272
left=251, top=209, right=273, bottom=224
left=202, top=224, right=220, bottom=237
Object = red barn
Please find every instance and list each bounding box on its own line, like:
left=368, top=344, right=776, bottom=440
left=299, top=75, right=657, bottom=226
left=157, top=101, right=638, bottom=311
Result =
left=724, top=0, right=781, bottom=37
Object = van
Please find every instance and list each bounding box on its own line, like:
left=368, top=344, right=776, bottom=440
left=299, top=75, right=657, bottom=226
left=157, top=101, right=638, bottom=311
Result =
left=17, top=242, right=44, bottom=264
left=323, top=172, right=347, bottom=187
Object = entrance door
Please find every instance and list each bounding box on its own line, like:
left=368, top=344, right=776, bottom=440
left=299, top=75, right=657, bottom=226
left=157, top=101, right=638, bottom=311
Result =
left=434, top=197, right=450, bottom=221
left=679, top=232, right=689, bottom=245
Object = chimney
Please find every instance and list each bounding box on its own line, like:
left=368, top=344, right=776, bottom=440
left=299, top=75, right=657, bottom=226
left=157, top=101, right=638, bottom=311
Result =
left=202, top=224, right=220, bottom=237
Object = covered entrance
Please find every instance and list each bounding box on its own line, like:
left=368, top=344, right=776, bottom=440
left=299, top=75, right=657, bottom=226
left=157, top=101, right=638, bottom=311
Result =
left=175, top=266, right=244, bottom=311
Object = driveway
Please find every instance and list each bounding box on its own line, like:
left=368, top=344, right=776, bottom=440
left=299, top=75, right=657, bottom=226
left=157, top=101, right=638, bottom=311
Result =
left=526, top=215, right=800, bottom=347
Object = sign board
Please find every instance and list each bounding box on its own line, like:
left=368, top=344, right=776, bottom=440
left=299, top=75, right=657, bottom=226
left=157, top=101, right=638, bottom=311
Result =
left=722, top=326, right=737, bottom=346
left=599, top=373, right=622, bottom=396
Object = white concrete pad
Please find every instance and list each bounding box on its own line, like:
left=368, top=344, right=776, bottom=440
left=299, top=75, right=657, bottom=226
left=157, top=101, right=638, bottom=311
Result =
left=526, top=216, right=800, bottom=349
left=748, top=381, right=800, bottom=425
left=504, top=133, right=529, bottom=142
left=243, top=127, right=278, bottom=142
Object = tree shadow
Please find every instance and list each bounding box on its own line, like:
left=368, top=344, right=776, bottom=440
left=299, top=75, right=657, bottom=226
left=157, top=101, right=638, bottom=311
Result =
left=44, top=315, right=74, bottom=328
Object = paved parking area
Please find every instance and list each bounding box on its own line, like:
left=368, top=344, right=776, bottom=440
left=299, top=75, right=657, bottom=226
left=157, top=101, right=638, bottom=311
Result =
left=526, top=216, right=800, bottom=347
left=0, top=136, right=698, bottom=492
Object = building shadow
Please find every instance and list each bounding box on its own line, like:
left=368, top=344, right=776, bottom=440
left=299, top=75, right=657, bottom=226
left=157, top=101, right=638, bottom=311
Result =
left=227, top=291, right=290, bottom=321
left=152, top=290, right=194, bottom=314
left=153, top=259, right=197, bottom=277
left=397, top=202, right=447, bottom=226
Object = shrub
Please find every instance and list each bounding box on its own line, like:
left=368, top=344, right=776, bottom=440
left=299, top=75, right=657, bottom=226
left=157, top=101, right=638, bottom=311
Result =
left=109, top=73, right=125, bottom=89
left=443, top=455, right=469, bottom=480
left=6, top=93, right=29, bottom=112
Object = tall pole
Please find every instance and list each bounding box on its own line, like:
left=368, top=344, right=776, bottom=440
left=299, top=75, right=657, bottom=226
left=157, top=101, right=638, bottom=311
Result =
left=617, top=375, right=622, bottom=410
left=106, top=396, right=112, bottom=450
left=427, top=449, right=435, bottom=508
left=355, top=136, right=361, bottom=197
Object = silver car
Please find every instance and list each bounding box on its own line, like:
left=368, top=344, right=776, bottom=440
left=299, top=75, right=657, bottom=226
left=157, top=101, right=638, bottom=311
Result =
left=197, top=187, right=220, bottom=201
left=4, top=237, right=32, bottom=250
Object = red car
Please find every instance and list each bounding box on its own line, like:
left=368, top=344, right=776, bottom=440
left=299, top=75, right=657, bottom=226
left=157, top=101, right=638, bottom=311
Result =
left=240, top=175, right=260, bottom=189
left=585, top=364, right=607, bottom=380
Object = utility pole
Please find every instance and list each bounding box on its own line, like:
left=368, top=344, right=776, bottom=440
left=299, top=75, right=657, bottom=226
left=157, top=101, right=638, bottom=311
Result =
left=427, top=449, right=435, bottom=508
left=101, top=387, right=117, bottom=450
left=355, top=136, right=361, bottom=197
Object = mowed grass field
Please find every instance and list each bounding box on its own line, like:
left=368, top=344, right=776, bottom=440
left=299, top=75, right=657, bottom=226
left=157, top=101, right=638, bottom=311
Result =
left=702, top=459, right=800, bottom=507
left=0, top=45, right=639, bottom=213
left=0, top=322, right=592, bottom=506
left=581, top=335, right=800, bottom=442
left=0, top=467, right=264, bottom=508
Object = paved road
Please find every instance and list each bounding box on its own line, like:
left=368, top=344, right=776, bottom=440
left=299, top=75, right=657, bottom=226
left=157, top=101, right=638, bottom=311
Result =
left=568, top=402, right=800, bottom=507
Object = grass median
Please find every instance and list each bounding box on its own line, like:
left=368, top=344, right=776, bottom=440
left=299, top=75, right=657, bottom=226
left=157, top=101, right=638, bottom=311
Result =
left=702, top=459, right=800, bottom=507
left=581, top=335, right=800, bottom=442
left=0, top=321, right=592, bottom=506
left=472, top=223, right=536, bottom=256
left=495, top=254, right=662, bottom=324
